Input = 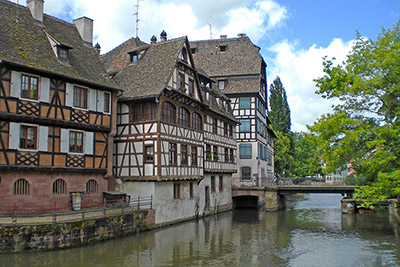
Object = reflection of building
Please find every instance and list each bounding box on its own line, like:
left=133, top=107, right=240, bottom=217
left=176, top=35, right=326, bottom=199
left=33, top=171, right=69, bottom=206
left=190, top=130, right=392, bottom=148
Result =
left=191, top=35, right=275, bottom=188
left=0, top=0, right=119, bottom=208
left=102, top=33, right=237, bottom=224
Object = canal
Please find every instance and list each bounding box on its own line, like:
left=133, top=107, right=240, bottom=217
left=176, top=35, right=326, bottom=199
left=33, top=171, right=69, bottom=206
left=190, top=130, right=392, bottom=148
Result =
left=1, top=194, right=399, bottom=266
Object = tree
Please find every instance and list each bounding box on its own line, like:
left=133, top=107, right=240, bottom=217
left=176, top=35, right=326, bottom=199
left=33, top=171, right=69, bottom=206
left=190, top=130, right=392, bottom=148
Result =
left=291, top=132, right=322, bottom=177
left=310, top=20, right=400, bottom=205
left=274, top=131, right=294, bottom=176
left=268, top=77, right=291, bottom=135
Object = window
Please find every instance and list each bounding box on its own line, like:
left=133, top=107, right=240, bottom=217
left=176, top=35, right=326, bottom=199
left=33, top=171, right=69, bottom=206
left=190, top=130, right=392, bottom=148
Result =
left=212, top=118, right=217, bottom=134
left=181, top=144, right=188, bottom=166
left=191, top=146, right=197, bottom=166
left=239, top=97, right=251, bottom=109
left=130, top=53, right=138, bottom=63
left=240, top=144, right=252, bottom=159
left=161, top=101, right=176, bottom=123
left=21, top=74, right=38, bottom=100
left=219, top=45, right=227, bottom=52
left=169, top=143, right=177, bottom=165
left=206, top=144, right=211, bottom=160
left=178, top=72, right=185, bottom=91
left=241, top=167, right=251, bottom=181
left=174, top=183, right=181, bottom=199
left=69, top=131, right=83, bottom=153
left=211, top=176, right=215, bottom=193
left=189, top=182, right=194, bottom=198
left=189, top=79, right=194, bottom=96
left=224, top=147, right=229, bottom=162
left=213, top=146, right=218, bottom=162
left=145, top=145, right=154, bottom=162
left=219, top=176, right=223, bottom=192
left=132, top=102, right=157, bottom=121
left=230, top=149, right=234, bottom=162
left=240, top=119, right=251, bottom=132
left=181, top=48, right=187, bottom=61
left=191, top=48, right=197, bottom=54
left=73, top=86, right=88, bottom=109
left=86, top=179, right=98, bottom=193
left=192, top=112, right=202, bottom=131
left=229, top=124, right=233, bottom=137
left=53, top=179, right=66, bottom=194
left=13, top=178, right=29, bottom=195
left=177, top=107, right=190, bottom=127
left=20, top=125, right=37, bottom=150
left=104, top=92, right=111, bottom=113
left=57, top=47, right=68, bottom=61
left=218, top=80, right=225, bottom=90
left=224, top=122, right=228, bottom=136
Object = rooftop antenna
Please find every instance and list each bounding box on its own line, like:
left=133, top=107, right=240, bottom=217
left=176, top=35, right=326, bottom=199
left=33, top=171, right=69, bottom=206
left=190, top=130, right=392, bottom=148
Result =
left=207, top=22, right=212, bottom=39
left=134, top=0, right=144, bottom=38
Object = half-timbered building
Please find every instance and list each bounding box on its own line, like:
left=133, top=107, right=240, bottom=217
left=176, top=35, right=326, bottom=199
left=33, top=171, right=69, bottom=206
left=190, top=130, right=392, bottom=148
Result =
left=191, top=34, right=276, bottom=187
left=103, top=32, right=237, bottom=224
left=0, top=0, right=120, bottom=208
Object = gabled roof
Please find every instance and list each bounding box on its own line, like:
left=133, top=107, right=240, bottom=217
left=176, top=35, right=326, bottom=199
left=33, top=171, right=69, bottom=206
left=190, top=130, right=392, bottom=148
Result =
left=191, top=36, right=266, bottom=94
left=111, top=37, right=188, bottom=99
left=101, top=37, right=148, bottom=73
left=0, top=0, right=118, bottom=90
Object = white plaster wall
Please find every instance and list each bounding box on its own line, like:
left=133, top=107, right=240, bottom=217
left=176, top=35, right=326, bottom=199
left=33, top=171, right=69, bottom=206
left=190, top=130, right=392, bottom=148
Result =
left=120, top=181, right=155, bottom=203
left=199, top=174, right=232, bottom=214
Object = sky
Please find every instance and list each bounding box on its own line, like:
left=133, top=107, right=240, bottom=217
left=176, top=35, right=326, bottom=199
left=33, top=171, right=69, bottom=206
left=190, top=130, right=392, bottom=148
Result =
left=11, top=0, right=400, bottom=131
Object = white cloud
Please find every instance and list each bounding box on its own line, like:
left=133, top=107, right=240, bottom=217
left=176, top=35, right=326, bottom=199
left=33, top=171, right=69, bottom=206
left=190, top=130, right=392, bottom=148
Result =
left=266, top=38, right=354, bottom=132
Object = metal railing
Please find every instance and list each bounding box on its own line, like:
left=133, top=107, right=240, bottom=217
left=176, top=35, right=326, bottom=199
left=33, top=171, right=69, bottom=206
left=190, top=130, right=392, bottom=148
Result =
left=0, top=195, right=152, bottom=226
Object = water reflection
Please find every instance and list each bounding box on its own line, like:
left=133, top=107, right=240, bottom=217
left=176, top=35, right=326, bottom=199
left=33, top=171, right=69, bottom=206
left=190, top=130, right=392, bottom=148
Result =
left=0, top=194, right=399, bottom=267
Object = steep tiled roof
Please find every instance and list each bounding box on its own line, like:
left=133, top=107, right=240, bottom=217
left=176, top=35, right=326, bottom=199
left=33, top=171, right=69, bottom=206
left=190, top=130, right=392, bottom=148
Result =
left=101, top=37, right=148, bottom=73
left=112, top=37, right=187, bottom=99
left=191, top=36, right=265, bottom=94
left=0, top=0, right=118, bottom=90
left=191, top=36, right=265, bottom=77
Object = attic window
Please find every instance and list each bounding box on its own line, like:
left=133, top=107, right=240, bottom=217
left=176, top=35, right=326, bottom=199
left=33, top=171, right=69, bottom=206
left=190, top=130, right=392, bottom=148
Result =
left=191, top=48, right=197, bottom=54
left=218, top=80, right=226, bottom=90
left=130, top=53, right=139, bottom=63
left=219, top=45, right=227, bottom=52
left=57, top=46, right=69, bottom=61
left=181, top=48, right=187, bottom=62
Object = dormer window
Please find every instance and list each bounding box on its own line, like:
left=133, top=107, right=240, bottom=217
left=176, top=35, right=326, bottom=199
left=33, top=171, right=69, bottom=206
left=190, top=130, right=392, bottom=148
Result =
left=58, top=47, right=69, bottom=61
left=218, top=80, right=226, bottom=90
left=191, top=48, right=197, bottom=54
left=219, top=45, right=227, bottom=52
left=180, top=48, right=187, bottom=62
left=130, top=53, right=139, bottom=63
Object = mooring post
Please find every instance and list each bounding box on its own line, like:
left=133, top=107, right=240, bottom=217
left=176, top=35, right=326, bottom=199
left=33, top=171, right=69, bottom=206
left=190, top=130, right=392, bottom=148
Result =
left=341, top=198, right=356, bottom=214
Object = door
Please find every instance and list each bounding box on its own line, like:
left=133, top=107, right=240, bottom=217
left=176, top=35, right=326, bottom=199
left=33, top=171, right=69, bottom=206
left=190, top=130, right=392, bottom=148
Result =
left=205, top=186, right=210, bottom=211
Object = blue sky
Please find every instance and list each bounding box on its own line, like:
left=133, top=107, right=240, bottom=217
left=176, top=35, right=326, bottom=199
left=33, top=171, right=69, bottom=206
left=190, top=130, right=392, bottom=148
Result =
left=12, top=0, right=400, bottom=131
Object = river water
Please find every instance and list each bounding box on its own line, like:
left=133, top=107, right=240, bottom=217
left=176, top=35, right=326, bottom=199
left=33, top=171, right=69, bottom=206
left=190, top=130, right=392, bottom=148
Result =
left=1, top=194, right=399, bottom=267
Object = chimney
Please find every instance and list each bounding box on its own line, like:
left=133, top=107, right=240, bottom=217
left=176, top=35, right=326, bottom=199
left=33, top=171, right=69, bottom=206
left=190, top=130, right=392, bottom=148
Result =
left=73, top=17, right=93, bottom=46
left=94, top=43, right=101, bottom=55
left=237, top=33, right=246, bottom=38
left=220, top=35, right=227, bottom=40
left=150, top=35, right=157, bottom=44
left=160, top=30, right=167, bottom=42
left=27, top=0, right=44, bottom=23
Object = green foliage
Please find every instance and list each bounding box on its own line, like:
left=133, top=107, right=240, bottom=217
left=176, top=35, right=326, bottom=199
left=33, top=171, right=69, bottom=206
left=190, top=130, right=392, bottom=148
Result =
left=291, top=132, right=322, bottom=177
left=268, top=77, right=291, bottom=135
left=310, top=20, right=400, bottom=202
left=274, top=131, right=294, bottom=176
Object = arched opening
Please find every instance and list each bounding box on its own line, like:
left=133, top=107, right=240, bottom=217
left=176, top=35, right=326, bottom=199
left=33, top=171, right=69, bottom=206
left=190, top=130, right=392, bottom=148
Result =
left=232, top=195, right=259, bottom=209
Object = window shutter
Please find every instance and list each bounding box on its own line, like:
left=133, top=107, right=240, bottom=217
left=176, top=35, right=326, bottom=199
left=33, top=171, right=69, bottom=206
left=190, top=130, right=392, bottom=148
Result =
left=10, top=71, right=21, bottom=98
left=9, top=122, right=20, bottom=149
left=85, top=131, right=94, bottom=155
left=38, top=126, right=48, bottom=151
left=97, top=91, right=104, bottom=113
left=65, top=83, right=73, bottom=107
left=88, top=89, right=97, bottom=111
left=39, top=77, right=50, bottom=103
left=60, top=129, right=69, bottom=153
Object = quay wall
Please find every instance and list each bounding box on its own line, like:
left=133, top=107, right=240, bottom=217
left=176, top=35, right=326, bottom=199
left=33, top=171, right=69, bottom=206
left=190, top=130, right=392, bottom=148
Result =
left=0, top=209, right=155, bottom=253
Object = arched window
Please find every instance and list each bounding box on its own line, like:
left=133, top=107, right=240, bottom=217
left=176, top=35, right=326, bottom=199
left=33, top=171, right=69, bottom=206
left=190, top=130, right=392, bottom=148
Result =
left=161, top=101, right=176, bottom=124
left=241, top=167, right=251, bottom=181
left=52, top=179, right=66, bottom=194
left=13, top=178, right=29, bottom=195
left=177, top=107, right=190, bottom=127
left=86, top=179, right=98, bottom=193
left=191, top=112, right=202, bottom=131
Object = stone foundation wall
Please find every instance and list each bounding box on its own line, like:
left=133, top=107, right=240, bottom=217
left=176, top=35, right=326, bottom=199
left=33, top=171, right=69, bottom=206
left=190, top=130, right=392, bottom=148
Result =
left=0, top=209, right=155, bottom=253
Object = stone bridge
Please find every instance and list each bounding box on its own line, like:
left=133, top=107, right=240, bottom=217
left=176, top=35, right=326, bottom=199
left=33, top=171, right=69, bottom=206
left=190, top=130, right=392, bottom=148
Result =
left=232, top=185, right=358, bottom=212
